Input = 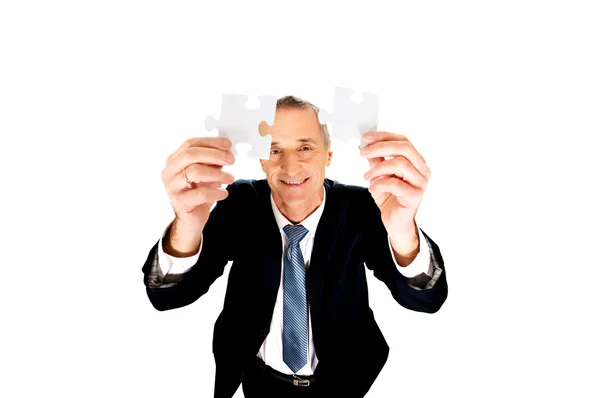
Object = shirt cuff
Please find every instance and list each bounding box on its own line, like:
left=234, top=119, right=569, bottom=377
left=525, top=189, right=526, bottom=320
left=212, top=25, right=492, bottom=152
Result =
left=388, top=226, right=432, bottom=278
left=157, top=222, right=202, bottom=276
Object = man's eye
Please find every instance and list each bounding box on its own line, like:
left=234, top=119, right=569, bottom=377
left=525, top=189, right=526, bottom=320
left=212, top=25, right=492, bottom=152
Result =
left=270, top=149, right=281, bottom=154
left=300, top=146, right=311, bottom=151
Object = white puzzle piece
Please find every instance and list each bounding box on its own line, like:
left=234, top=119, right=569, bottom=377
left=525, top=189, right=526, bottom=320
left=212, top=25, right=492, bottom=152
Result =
left=318, top=86, right=380, bottom=149
left=205, top=94, right=276, bottom=160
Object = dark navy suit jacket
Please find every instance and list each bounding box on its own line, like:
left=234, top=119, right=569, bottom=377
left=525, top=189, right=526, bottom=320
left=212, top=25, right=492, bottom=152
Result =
left=142, top=178, right=448, bottom=398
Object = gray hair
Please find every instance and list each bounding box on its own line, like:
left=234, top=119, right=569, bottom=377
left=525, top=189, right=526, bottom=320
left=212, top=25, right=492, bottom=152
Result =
left=276, top=95, right=330, bottom=149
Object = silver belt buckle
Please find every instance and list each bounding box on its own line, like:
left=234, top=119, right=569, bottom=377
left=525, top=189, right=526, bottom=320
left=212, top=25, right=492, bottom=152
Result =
left=292, top=375, right=310, bottom=387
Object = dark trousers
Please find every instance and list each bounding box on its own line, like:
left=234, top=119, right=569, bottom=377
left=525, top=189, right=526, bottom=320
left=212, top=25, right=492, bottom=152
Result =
left=241, top=357, right=370, bottom=398
left=241, top=358, right=323, bottom=398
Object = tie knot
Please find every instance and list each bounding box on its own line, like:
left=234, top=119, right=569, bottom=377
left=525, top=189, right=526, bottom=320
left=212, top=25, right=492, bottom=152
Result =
left=283, top=224, right=309, bottom=246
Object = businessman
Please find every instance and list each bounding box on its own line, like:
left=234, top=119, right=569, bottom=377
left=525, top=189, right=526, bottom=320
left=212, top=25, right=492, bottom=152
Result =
left=141, top=95, right=448, bottom=398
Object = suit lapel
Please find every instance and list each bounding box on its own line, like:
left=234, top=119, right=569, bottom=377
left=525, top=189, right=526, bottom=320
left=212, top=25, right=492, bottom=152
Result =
left=306, top=179, right=338, bottom=359
left=258, top=181, right=284, bottom=322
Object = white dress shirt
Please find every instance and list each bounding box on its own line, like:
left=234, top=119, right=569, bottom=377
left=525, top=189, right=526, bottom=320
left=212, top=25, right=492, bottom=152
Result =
left=153, top=187, right=443, bottom=376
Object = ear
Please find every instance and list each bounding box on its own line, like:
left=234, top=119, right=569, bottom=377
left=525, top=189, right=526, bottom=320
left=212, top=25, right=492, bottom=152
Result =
left=325, top=149, right=333, bottom=167
left=260, top=159, right=267, bottom=172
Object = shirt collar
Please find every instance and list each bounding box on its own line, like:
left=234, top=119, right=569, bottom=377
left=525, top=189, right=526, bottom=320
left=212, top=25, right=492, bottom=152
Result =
left=270, top=185, right=326, bottom=238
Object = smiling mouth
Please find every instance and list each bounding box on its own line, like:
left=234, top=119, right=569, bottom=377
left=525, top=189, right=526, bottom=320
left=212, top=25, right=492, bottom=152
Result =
left=281, top=177, right=309, bottom=186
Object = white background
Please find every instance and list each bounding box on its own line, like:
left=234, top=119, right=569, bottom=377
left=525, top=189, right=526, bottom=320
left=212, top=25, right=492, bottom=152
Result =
left=1, top=1, right=599, bottom=397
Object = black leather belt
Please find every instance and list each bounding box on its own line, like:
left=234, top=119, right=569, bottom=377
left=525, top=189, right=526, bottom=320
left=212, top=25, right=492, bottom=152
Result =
left=254, top=357, right=317, bottom=387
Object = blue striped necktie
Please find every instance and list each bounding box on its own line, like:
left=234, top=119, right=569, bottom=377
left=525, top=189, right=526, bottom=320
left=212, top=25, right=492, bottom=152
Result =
left=282, top=224, right=310, bottom=373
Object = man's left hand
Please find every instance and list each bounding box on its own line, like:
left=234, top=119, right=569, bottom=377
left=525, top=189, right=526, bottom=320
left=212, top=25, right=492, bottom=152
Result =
left=360, top=131, right=431, bottom=260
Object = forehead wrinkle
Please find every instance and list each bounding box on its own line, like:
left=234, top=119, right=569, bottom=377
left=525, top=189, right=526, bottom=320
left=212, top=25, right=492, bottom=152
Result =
left=271, top=138, right=318, bottom=147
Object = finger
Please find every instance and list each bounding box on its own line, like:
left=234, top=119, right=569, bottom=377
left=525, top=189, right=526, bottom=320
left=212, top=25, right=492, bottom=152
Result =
left=164, top=146, right=235, bottom=180
left=167, top=137, right=232, bottom=165
left=182, top=163, right=234, bottom=186
left=368, top=177, right=420, bottom=208
left=366, top=156, right=386, bottom=183
left=176, top=186, right=229, bottom=211
left=166, top=164, right=234, bottom=193
left=197, top=181, right=224, bottom=190
left=367, top=156, right=385, bottom=170
left=187, top=181, right=223, bottom=191
left=174, top=180, right=223, bottom=192
left=362, top=131, right=408, bottom=144
left=361, top=137, right=426, bottom=166
left=365, top=156, right=428, bottom=189
left=360, top=137, right=430, bottom=178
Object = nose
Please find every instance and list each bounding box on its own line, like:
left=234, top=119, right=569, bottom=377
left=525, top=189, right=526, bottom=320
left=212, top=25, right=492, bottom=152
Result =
left=280, top=151, right=302, bottom=176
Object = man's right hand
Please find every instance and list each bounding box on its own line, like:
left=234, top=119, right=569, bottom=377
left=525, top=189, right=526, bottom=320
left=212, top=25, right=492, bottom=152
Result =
left=160, top=137, right=236, bottom=256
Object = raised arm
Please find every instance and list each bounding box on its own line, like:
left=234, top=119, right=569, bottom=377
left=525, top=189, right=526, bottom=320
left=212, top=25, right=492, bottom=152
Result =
left=141, top=136, right=238, bottom=311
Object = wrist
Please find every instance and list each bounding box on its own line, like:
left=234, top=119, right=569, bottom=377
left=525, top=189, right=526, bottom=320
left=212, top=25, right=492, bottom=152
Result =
left=165, top=219, right=203, bottom=257
left=173, top=216, right=204, bottom=235
left=389, top=221, right=419, bottom=267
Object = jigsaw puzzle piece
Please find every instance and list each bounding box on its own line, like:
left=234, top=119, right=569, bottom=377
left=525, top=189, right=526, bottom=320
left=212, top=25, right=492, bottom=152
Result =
left=246, top=96, right=276, bottom=159
left=318, top=86, right=379, bottom=149
left=204, top=93, right=276, bottom=160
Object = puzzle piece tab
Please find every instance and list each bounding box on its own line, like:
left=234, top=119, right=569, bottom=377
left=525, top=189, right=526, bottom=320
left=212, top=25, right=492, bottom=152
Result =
left=205, top=94, right=276, bottom=160
left=318, top=87, right=379, bottom=149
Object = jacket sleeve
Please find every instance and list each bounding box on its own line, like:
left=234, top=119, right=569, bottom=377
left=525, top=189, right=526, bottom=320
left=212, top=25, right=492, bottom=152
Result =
left=361, top=190, right=448, bottom=313
left=141, top=182, right=240, bottom=311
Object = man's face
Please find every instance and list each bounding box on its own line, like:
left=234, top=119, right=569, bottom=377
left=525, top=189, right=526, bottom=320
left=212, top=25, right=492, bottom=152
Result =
left=260, top=107, right=332, bottom=211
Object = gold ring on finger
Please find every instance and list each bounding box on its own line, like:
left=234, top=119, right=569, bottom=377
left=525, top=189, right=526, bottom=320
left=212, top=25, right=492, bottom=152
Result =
left=182, top=166, right=193, bottom=189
